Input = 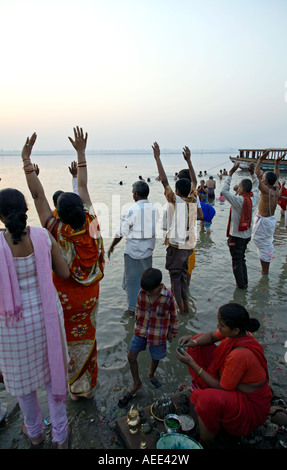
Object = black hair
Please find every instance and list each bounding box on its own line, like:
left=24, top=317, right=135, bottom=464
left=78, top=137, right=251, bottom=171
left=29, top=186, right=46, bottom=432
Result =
left=53, top=190, right=64, bottom=207
left=218, top=303, right=260, bottom=334
left=0, top=188, right=28, bottom=244
left=175, top=178, right=191, bottom=197
left=241, top=178, right=252, bottom=193
left=178, top=169, right=191, bottom=181
left=265, top=171, right=277, bottom=187
left=141, top=267, right=162, bottom=291
left=57, top=192, right=86, bottom=230
left=132, top=180, right=149, bottom=198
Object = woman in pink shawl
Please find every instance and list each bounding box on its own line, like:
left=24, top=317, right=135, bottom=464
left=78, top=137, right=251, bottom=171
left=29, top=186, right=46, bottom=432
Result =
left=0, top=185, right=70, bottom=448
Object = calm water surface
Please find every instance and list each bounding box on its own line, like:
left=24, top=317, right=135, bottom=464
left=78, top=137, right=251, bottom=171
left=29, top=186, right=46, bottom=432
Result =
left=1, top=151, right=286, bottom=407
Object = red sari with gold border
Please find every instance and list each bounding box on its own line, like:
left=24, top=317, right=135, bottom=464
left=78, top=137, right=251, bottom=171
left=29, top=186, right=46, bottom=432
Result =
left=49, top=205, right=104, bottom=397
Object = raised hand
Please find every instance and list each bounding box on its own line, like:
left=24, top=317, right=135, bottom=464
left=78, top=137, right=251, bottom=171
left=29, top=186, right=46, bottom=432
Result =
left=259, top=149, right=270, bottom=161
left=182, top=146, right=191, bottom=161
left=248, top=162, right=254, bottom=175
left=68, top=126, right=88, bottom=154
left=22, top=132, right=37, bottom=160
left=152, top=141, right=160, bottom=159
left=229, top=162, right=240, bottom=176
left=33, top=164, right=40, bottom=176
left=69, top=161, right=78, bottom=177
left=276, top=152, right=286, bottom=162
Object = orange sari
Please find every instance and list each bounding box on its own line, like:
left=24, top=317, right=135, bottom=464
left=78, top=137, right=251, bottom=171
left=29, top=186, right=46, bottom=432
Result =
left=48, top=205, right=104, bottom=397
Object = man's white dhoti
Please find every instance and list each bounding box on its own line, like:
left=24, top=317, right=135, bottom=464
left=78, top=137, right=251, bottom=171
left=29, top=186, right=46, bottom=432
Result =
left=252, top=214, right=276, bottom=263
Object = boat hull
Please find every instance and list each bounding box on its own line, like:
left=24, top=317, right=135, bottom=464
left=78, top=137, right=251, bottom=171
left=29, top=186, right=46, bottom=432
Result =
left=230, top=157, right=287, bottom=172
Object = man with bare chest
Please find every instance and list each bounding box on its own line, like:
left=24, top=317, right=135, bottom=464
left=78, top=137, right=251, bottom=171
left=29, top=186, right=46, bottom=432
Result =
left=252, top=151, right=279, bottom=275
left=206, top=175, right=216, bottom=200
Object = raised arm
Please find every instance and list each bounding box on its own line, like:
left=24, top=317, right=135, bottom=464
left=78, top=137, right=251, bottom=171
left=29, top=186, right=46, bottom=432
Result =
left=255, top=150, right=270, bottom=193
left=182, top=146, right=197, bottom=189
left=274, top=152, right=286, bottom=178
left=255, top=150, right=269, bottom=177
left=152, top=142, right=169, bottom=188
left=68, top=126, right=91, bottom=206
left=229, top=161, right=240, bottom=177
left=21, top=133, right=53, bottom=228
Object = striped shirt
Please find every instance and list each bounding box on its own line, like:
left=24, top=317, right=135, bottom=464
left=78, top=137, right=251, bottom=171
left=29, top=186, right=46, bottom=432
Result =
left=134, top=284, right=179, bottom=346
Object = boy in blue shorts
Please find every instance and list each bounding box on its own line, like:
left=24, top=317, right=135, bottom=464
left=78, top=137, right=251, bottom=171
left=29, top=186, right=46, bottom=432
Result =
left=118, top=268, right=179, bottom=407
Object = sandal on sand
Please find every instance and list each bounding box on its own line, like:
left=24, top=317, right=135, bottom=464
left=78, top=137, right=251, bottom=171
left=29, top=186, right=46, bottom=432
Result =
left=22, top=423, right=44, bottom=446
left=150, top=377, right=162, bottom=388
left=118, top=391, right=135, bottom=408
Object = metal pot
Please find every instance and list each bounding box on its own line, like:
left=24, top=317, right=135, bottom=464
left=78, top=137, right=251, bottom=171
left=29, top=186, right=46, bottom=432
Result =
left=164, top=414, right=181, bottom=434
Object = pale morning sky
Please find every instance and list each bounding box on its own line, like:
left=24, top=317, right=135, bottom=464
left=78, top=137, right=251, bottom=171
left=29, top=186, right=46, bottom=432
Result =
left=0, top=0, right=286, bottom=151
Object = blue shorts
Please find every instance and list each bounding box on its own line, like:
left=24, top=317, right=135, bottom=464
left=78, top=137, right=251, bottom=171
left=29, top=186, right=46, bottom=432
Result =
left=204, top=221, right=212, bottom=228
left=129, top=334, right=166, bottom=360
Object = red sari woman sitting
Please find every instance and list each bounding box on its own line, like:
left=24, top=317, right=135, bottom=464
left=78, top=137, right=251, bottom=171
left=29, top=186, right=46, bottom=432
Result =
left=176, top=303, right=272, bottom=447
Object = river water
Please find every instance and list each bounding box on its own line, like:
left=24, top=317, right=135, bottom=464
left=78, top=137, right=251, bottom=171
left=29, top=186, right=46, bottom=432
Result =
left=0, top=151, right=286, bottom=448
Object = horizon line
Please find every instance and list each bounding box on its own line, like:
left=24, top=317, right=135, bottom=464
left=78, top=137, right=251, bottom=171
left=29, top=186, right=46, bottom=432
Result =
left=0, top=147, right=238, bottom=156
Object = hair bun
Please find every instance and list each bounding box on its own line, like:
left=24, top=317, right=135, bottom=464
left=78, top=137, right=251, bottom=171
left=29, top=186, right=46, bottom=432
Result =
left=248, top=318, right=260, bottom=333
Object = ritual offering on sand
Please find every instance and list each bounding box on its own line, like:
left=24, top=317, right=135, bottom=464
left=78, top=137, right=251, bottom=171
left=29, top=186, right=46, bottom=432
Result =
left=150, top=394, right=176, bottom=421
left=178, top=414, right=195, bottom=434
left=126, top=405, right=140, bottom=434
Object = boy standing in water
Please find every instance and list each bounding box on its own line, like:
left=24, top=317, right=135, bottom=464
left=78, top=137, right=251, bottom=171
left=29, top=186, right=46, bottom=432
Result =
left=118, top=268, right=179, bottom=407
left=152, top=142, right=198, bottom=314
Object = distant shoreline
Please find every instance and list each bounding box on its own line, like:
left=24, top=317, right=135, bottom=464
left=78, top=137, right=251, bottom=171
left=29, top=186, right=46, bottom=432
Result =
left=0, top=149, right=237, bottom=157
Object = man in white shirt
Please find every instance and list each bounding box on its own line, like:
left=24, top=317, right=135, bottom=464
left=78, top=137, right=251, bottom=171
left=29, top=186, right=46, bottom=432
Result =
left=108, top=180, right=159, bottom=314
left=221, top=162, right=259, bottom=289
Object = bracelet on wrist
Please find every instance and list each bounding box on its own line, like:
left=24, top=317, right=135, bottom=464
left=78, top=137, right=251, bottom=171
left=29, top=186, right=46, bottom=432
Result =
left=197, top=367, right=203, bottom=376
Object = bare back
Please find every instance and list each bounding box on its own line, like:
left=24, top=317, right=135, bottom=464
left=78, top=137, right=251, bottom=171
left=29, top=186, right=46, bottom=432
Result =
left=206, top=178, right=216, bottom=189
left=258, top=186, right=279, bottom=217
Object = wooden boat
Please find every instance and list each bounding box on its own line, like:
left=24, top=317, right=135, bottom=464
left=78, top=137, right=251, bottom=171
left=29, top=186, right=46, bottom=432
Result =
left=229, top=149, right=287, bottom=171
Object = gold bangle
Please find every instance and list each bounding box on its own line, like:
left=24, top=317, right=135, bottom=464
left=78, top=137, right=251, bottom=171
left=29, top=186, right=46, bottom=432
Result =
left=197, top=367, right=203, bottom=376
left=193, top=339, right=198, bottom=346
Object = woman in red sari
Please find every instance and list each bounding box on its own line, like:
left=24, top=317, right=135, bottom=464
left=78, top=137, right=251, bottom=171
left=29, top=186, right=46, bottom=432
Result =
left=21, top=128, right=104, bottom=400
left=176, top=303, right=272, bottom=447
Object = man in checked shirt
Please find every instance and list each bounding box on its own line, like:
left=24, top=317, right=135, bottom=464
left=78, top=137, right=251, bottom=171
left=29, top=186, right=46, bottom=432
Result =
left=118, top=268, right=179, bottom=407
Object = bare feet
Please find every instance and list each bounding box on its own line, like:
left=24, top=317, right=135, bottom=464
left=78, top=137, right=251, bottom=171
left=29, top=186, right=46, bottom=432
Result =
left=69, top=390, right=94, bottom=400
left=128, top=382, right=143, bottom=396
left=57, top=426, right=69, bottom=449
left=69, top=391, right=80, bottom=401
left=22, top=423, right=44, bottom=446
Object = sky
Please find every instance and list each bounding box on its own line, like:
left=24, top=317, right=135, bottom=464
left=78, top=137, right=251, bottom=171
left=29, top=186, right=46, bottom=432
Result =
left=0, top=0, right=287, bottom=151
